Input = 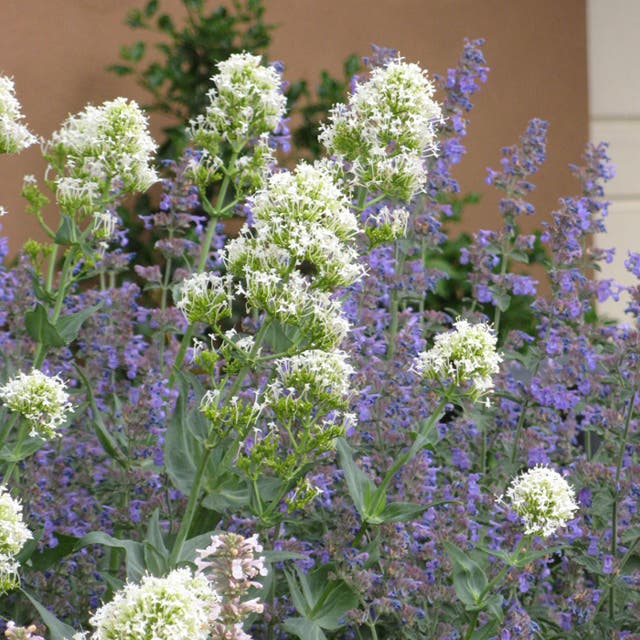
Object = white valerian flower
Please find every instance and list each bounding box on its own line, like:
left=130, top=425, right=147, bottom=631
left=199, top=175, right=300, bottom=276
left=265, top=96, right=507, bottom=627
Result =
left=0, top=486, right=32, bottom=595
left=89, top=568, right=218, bottom=640
left=266, top=349, right=355, bottom=417
left=0, top=75, right=37, bottom=153
left=92, top=211, right=119, bottom=241
left=175, top=272, right=233, bottom=326
left=319, top=55, right=442, bottom=200
left=412, top=319, right=502, bottom=400
left=503, top=465, right=578, bottom=537
left=0, top=486, right=32, bottom=556
left=48, top=97, right=157, bottom=210
left=0, top=369, right=72, bottom=439
left=190, top=52, right=286, bottom=150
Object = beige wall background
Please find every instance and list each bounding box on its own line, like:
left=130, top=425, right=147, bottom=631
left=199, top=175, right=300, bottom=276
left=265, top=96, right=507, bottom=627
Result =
left=0, top=1, right=588, bottom=256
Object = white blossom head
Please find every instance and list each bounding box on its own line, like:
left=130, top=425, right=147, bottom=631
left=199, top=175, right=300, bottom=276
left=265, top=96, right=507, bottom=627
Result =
left=0, top=369, right=72, bottom=439
left=412, top=319, right=502, bottom=400
left=0, top=486, right=32, bottom=594
left=266, top=349, right=355, bottom=417
left=319, top=55, right=442, bottom=200
left=48, top=97, right=157, bottom=210
left=175, top=272, right=233, bottom=326
left=226, top=162, right=362, bottom=292
left=190, top=52, right=286, bottom=150
left=0, top=75, right=37, bottom=154
left=89, top=568, right=218, bottom=640
left=504, top=465, right=578, bottom=537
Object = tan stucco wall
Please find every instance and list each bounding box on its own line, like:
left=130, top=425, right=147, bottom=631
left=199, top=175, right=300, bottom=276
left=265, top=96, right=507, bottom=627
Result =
left=0, top=0, right=587, bottom=255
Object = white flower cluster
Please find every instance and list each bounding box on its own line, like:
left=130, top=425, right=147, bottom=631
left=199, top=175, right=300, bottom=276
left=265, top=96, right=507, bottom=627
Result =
left=48, top=97, right=157, bottom=211
left=89, top=568, right=218, bottom=640
left=412, top=319, right=502, bottom=400
left=0, top=485, right=33, bottom=594
left=227, top=163, right=361, bottom=349
left=504, top=465, right=578, bottom=537
left=320, top=56, right=442, bottom=200
left=175, top=272, right=233, bottom=326
left=0, top=75, right=37, bottom=154
left=189, top=53, right=286, bottom=188
left=266, top=349, right=355, bottom=417
left=0, top=369, right=72, bottom=439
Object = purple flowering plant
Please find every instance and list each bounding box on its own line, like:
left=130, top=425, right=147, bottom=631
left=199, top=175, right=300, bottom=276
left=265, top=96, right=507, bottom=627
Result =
left=0, top=37, right=639, bottom=640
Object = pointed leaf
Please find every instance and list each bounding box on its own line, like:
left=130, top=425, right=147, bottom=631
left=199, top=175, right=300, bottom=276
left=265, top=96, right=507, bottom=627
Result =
left=25, top=303, right=65, bottom=347
left=20, top=588, right=77, bottom=640
left=336, top=437, right=374, bottom=519
left=56, top=303, right=103, bottom=344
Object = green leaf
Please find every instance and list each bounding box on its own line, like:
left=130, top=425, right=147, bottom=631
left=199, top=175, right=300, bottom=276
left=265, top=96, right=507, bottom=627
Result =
left=443, top=541, right=489, bottom=609
left=76, top=531, right=146, bottom=581
left=336, top=437, right=375, bottom=520
left=18, top=531, right=76, bottom=571
left=0, top=438, right=43, bottom=463
left=282, top=618, right=326, bottom=640
left=53, top=214, right=77, bottom=245
left=144, top=0, right=159, bottom=18
left=25, top=303, right=65, bottom=347
left=56, top=303, right=103, bottom=344
left=469, top=618, right=500, bottom=640
left=284, top=565, right=358, bottom=631
left=106, top=63, right=134, bottom=76
left=19, top=588, right=77, bottom=640
left=377, top=499, right=449, bottom=524
left=144, top=509, right=169, bottom=576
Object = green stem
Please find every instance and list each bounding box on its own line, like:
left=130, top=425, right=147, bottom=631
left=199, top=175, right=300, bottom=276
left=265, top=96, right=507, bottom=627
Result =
left=367, top=397, right=448, bottom=520
left=462, top=536, right=528, bottom=640
left=608, top=389, right=636, bottom=624
left=3, top=419, right=29, bottom=484
left=170, top=154, right=239, bottom=382
left=168, top=446, right=213, bottom=567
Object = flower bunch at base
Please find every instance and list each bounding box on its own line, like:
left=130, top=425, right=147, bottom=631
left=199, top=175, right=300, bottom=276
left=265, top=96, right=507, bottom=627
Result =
left=89, top=567, right=218, bottom=640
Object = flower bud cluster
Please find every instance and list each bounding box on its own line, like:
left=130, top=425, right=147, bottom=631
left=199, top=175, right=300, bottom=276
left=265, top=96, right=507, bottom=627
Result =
left=189, top=53, right=286, bottom=189
left=0, top=76, right=37, bottom=154
left=0, top=486, right=32, bottom=594
left=47, top=97, right=157, bottom=212
left=0, top=369, right=72, bottom=439
left=200, top=389, right=265, bottom=441
left=175, top=272, right=233, bottom=326
left=363, top=205, right=410, bottom=248
left=320, top=56, right=442, bottom=200
left=412, top=319, right=502, bottom=400
left=194, top=533, right=267, bottom=640
left=503, top=465, right=578, bottom=537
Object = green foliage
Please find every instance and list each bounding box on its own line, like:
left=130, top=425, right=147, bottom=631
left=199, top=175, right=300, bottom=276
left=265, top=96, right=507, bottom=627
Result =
left=109, top=0, right=274, bottom=158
